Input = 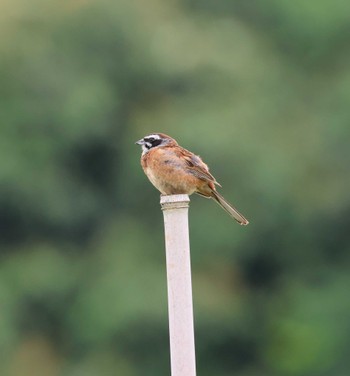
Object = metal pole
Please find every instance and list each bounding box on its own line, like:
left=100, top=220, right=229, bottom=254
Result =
left=160, top=194, right=196, bottom=376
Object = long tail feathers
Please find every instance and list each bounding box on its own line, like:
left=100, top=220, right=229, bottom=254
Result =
left=211, top=190, right=249, bottom=225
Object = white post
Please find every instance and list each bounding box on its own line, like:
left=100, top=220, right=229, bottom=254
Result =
left=160, top=194, right=196, bottom=376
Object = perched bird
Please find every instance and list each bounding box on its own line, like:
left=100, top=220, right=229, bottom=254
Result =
left=135, top=133, right=249, bottom=225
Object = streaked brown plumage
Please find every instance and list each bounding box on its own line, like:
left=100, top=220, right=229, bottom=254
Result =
left=136, top=133, right=249, bottom=225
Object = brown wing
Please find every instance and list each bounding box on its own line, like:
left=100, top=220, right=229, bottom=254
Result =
left=177, top=146, right=221, bottom=186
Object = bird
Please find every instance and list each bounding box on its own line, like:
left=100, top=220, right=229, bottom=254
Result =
left=135, top=133, right=249, bottom=225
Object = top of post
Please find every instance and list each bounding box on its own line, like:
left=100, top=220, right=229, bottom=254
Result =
left=160, top=194, right=190, bottom=210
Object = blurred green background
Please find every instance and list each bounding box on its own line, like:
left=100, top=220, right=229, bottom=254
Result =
left=1, top=0, right=350, bottom=375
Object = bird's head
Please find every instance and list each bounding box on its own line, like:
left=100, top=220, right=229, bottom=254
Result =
left=135, top=133, right=177, bottom=154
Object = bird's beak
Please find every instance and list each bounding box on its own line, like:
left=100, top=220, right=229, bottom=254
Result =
left=135, top=139, right=144, bottom=145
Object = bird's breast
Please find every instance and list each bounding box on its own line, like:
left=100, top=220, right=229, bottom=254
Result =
left=141, top=147, right=198, bottom=195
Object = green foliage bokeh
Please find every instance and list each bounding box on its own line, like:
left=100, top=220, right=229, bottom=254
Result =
left=1, top=0, right=349, bottom=375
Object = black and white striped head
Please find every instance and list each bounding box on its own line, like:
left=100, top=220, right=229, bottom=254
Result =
left=135, top=133, right=176, bottom=154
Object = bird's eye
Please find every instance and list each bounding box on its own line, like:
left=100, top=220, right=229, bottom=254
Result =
left=148, top=137, right=155, bottom=142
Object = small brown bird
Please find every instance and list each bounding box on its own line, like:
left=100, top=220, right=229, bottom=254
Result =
left=136, top=133, right=249, bottom=225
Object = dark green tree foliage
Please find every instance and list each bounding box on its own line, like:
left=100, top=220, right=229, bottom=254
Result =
left=0, top=0, right=349, bottom=375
